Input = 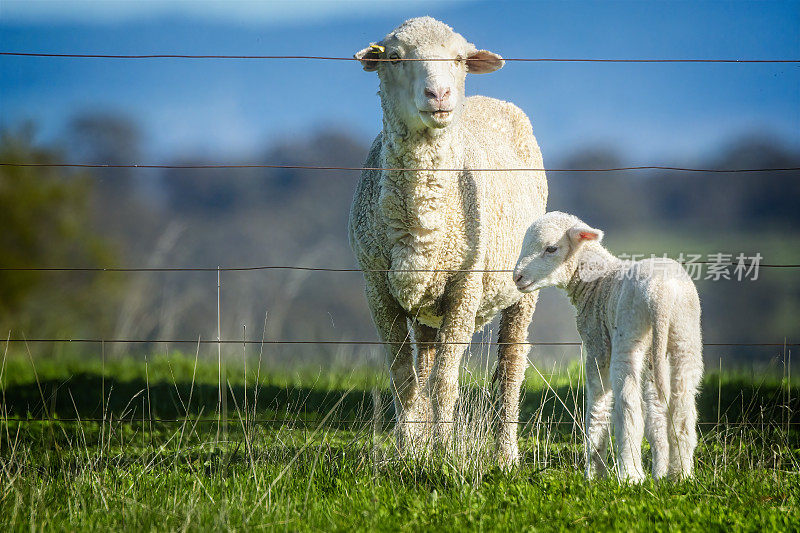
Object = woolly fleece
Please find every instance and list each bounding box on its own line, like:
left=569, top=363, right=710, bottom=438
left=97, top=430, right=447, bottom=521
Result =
left=514, top=211, right=704, bottom=481
left=348, top=17, right=547, bottom=467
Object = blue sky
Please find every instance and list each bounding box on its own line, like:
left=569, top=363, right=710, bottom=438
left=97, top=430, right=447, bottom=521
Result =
left=1, top=0, right=798, bottom=162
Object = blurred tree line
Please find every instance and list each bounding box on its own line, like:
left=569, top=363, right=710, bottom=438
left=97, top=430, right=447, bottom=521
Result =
left=550, top=139, right=800, bottom=231
left=0, top=125, right=119, bottom=336
left=1, top=114, right=797, bottom=364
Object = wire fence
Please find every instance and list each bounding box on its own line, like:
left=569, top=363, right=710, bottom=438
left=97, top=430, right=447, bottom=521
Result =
left=0, top=260, right=797, bottom=272
left=2, top=52, right=799, bottom=62
left=1, top=418, right=797, bottom=427
left=2, top=162, right=799, bottom=173
left=2, top=47, right=797, bottom=434
left=2, top=338, right=798, bottom=347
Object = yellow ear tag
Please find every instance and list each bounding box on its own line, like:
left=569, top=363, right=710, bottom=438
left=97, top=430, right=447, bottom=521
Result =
left=370, top=44, right=385, bottom=54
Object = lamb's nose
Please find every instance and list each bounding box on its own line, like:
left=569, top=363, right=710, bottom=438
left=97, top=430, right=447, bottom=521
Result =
left=424, top=86, right=451, bottom=106
left=514, top=273, right=524, bottom=284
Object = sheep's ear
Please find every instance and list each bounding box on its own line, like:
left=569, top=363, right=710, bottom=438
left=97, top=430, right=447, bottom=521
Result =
left=567, top=224, right=604, bottom=246
left=354, top=43, right=384, bottom=72
left=467, top=50, right=504, bottom=74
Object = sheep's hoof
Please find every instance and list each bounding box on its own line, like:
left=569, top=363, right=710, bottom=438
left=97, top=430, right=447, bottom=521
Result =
left=395, top=411, right=434, bottom=457
left=395, top=424, right=426, bottom=453
left=496, top=445, right=520, bottom=471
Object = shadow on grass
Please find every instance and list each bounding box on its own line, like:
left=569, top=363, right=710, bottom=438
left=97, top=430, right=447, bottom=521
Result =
left=2, top=372, right=797, bottom=432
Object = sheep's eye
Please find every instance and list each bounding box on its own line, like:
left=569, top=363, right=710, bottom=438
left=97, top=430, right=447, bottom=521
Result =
left=389, top=53, right=400, bottom=64
left=544, top=246, right=558, bottom=254
left=454, top=55, right=464, bottom=65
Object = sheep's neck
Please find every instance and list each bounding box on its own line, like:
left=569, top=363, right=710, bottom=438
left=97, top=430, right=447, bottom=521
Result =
left=379, top=125, right=463, bottom=256
left=378, top=123, right=464, bottom=311
left=564, top=245, right=621, bottom=316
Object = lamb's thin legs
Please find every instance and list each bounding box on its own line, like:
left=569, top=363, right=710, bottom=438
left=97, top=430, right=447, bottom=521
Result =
left=494, top=293, right=537, bottom=468
left=667, top=348, right=702, bottom=478
left=610, top=348, right=646, bottom=482
left=584, top=356, right=612, bottom=479
left=642, top=374, right=669, bottom=479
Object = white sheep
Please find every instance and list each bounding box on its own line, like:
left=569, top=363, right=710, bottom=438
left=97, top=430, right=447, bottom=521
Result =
left=513, top=211, right=703, bottom=481
left=348, top=17, right=548, bottom=467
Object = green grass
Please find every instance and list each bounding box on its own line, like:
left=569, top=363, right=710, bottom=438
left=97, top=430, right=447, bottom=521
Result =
left=1, top=352, right=798, bottom=531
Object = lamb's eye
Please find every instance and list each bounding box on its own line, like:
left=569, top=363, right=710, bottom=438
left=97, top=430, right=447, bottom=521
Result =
left=454, top=55, right=464, bottom=65
left=389, top=53, right=400, bottom=64
left=544, top=246, right=558, bottom=254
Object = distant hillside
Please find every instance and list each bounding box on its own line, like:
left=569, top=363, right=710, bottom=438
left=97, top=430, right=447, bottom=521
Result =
left=2, top=117, right=798, bottom=365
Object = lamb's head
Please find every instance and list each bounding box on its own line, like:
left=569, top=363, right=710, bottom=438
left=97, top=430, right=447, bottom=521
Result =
left=513, top=212, right=604, bottom=292
left=355, top=17, right=504, bottom=133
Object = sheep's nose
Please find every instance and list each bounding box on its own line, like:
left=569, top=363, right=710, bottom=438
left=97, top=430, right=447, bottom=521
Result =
left=424, top=86, right=451, bottom=106
left=514, top=273, right=524, bottom=284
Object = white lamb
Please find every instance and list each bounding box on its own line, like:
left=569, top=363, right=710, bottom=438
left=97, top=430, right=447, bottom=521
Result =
left=513, top=212, right=703, bottom=481
left=348, top=17, right=547, bottom=467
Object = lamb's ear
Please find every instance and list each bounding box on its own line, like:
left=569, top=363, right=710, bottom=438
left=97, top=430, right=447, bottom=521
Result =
left=467, top=49, right=504, bottom=74
left=354, top=43, right=384, bottom=72
left=567, top=224, right=604, bottom=246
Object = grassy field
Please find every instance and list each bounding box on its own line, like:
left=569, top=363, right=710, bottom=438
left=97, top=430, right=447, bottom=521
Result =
left=1, top=351, right=798, bottom=531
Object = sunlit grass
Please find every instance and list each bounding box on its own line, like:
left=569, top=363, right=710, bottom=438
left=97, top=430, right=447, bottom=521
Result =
left=1, top=351, right=798, bottom=530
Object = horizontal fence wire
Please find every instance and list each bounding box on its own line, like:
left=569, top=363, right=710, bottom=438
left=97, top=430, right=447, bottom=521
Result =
left=1, top=52, right=799, bottom=63
left=3, top=339, right=797, bottom=347
left=2, top=162, right=798, bottom=173
left=0, top=262, right=796, bottom=272
left=2, top=52, right=795, bottom=434
left=1, top=417, right=797, bottom=427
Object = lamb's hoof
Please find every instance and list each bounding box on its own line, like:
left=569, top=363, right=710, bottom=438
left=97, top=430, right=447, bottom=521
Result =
left=666, top=469, right=694, bottom=481
left=618, top=472, right=646, bottom=484
left=584, top=467, right=608, bottom=481
left=651, top=468, right=669, bottom=482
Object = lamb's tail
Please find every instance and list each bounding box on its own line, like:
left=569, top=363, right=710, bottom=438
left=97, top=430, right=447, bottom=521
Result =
left=648, top=283, right=673, bottom=405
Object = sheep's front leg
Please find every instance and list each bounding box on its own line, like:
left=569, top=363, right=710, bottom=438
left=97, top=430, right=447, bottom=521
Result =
left=610, top=345, right=646, bottom=482
left=411, top=322, right=437, bottom=440
left=428, top=275, right=482, bottom=449
left=412, top=322, right=437, bottom=391
left=584, top=351, right=612, bottom=479
left=494, top=293, right=537, bottom=469
left=364, top=274, right=426, bottom=451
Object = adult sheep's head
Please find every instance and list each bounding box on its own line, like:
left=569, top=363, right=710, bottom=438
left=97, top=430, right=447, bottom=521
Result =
left=355, top=17, right=504, bottom=133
